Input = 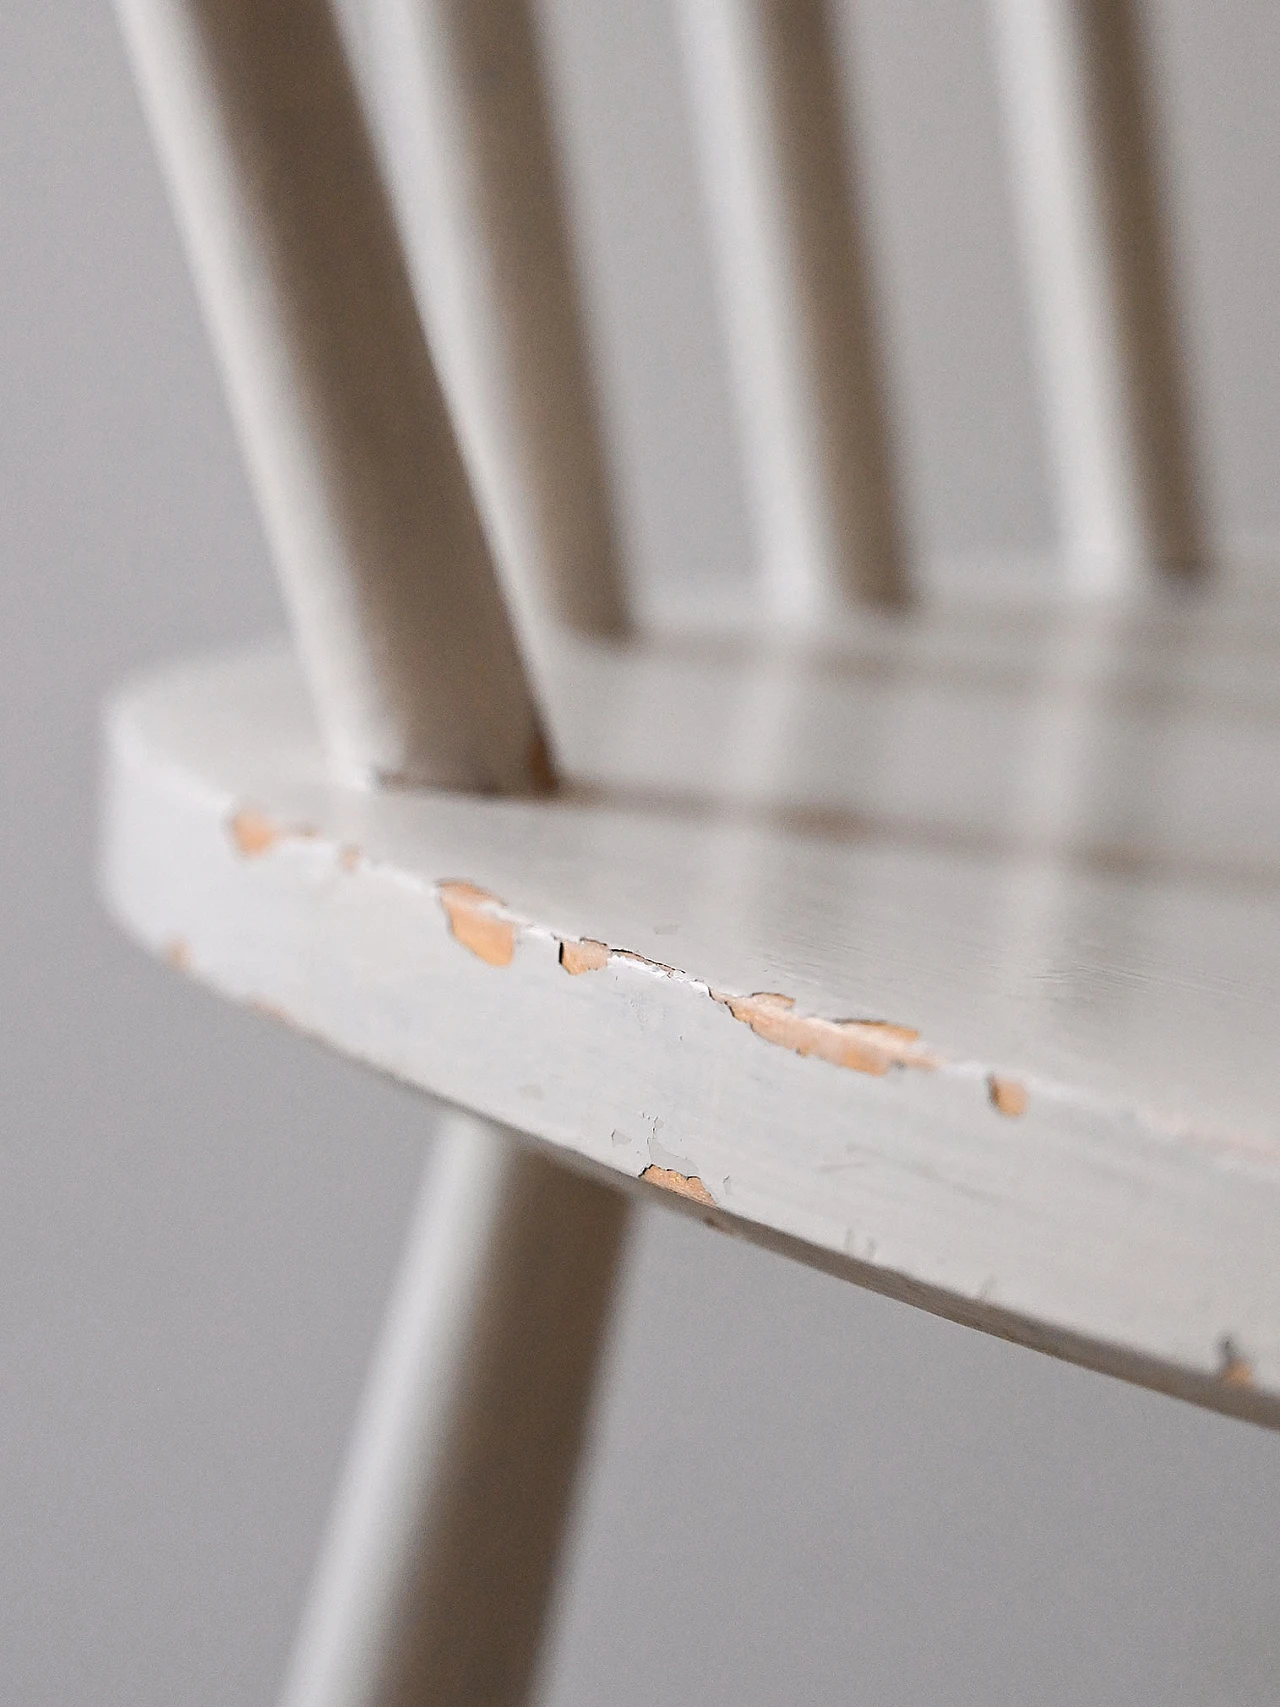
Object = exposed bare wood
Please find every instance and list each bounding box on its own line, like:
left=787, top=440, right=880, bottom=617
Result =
left=559, top=937, right=610, bottom=975
left=712, top=991, right=937, bottom=1076
left=438, top=880, right=518, bottom=968
left=987, top=1074, right=1029, bottom=1118
left=641, top=1165, right=717, bottom=1208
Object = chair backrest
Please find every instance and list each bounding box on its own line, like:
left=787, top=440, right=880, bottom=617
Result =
left=346, top=0, right=1204, bottom=614
left=115, top=0, right=1209, bottom=788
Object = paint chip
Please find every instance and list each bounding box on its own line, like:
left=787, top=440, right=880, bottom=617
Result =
left=164, top=938, right=190, bottom=972
left=713, top=990, right=936, bottom=1075
left=641, top=1164, right=716, bottom=1206
left=229, top=808, right=281, bottom=856
left=988, top=1074, right=1028, bottom=1117
left=338, top=845, right=361, bottom=873
left=559, top=938, right=609, bottom=975
left=1218, top=1336, right=1254, bottom=1388
left=438, top=881, right=516, bottom=966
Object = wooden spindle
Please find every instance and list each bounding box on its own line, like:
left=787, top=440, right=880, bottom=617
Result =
left=114, top=0, right=553, bottom=791
left=674, top=0, right=909, bottom=620
left=338, top=0, right=630, bottom=641
left=988, top=0, right=1205, bottom=590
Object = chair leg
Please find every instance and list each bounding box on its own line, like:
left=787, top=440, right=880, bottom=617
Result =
left=277, top=1111, right=630, bottom=1707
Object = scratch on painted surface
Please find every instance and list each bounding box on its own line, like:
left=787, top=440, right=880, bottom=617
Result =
left=559, top=938, right=610, bottom=974
left=612, top=949, right=678, bottom=977
left=641, top=1164, right=716, bottom=1206
left=438, top=881, right=516, bottom=966
left=988, top=1074, right=1028, bottom=1117
left=1218, top=1337, right=1255, bottom=1388
left=712, top=990, right=937, bottom=1075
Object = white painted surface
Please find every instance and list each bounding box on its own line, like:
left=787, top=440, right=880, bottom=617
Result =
left=12, top=3, right=1280, bottom=1701
left=278, top=1111, right=625, bottom=1707
left=103, top=619, right=1280, bottom=1424
left=335, top=0, right=628, bottom=639
left=113, top=0, right=547, bottom=792
left=988, top=0, right=1203, bottom=587
left=673, top=0, right=906, bottom=615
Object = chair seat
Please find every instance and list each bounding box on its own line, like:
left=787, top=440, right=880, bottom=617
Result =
left=102, top=588, right=1280, bottom=1426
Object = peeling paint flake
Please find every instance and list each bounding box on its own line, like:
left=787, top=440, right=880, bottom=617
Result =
left=713, top=990, right=936, bottom=1075
left=641, top=1164, right=716, bottom=1206
left=988, top=1074, right=1028, bottom=1117
left=438, top=881, right=516, bottom=966
left=559, top=938, right=610, bottom=975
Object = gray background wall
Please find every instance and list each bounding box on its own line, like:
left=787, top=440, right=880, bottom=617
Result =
left=3, top=3, right=1280, bottom=1703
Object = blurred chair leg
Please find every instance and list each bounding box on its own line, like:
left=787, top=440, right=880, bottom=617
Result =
left=277, top=1111, right=630, bottom=1707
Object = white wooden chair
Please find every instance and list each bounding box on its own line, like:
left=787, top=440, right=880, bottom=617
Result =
left=102, top=2, right=1280, bottom=1701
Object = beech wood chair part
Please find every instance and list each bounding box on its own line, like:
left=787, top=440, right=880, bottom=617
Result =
left=114, top=0, right=550, bottom=792
left=276, top=1116, right=625, bottom=1707
left=986, top=0, right=1204, bottom=588
left=102, top=2, right=1271, bottom=1705
left=333, top=0, right=631, bottom=642
left=106, top=613, right=1280, bottom=1437
left=111, top=1, right=628, bottom=1701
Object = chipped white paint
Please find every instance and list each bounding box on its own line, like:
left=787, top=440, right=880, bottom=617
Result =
left=113, top=14, right=613, bottom=1697
left=103, top=623, right=1280, bottom=1425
